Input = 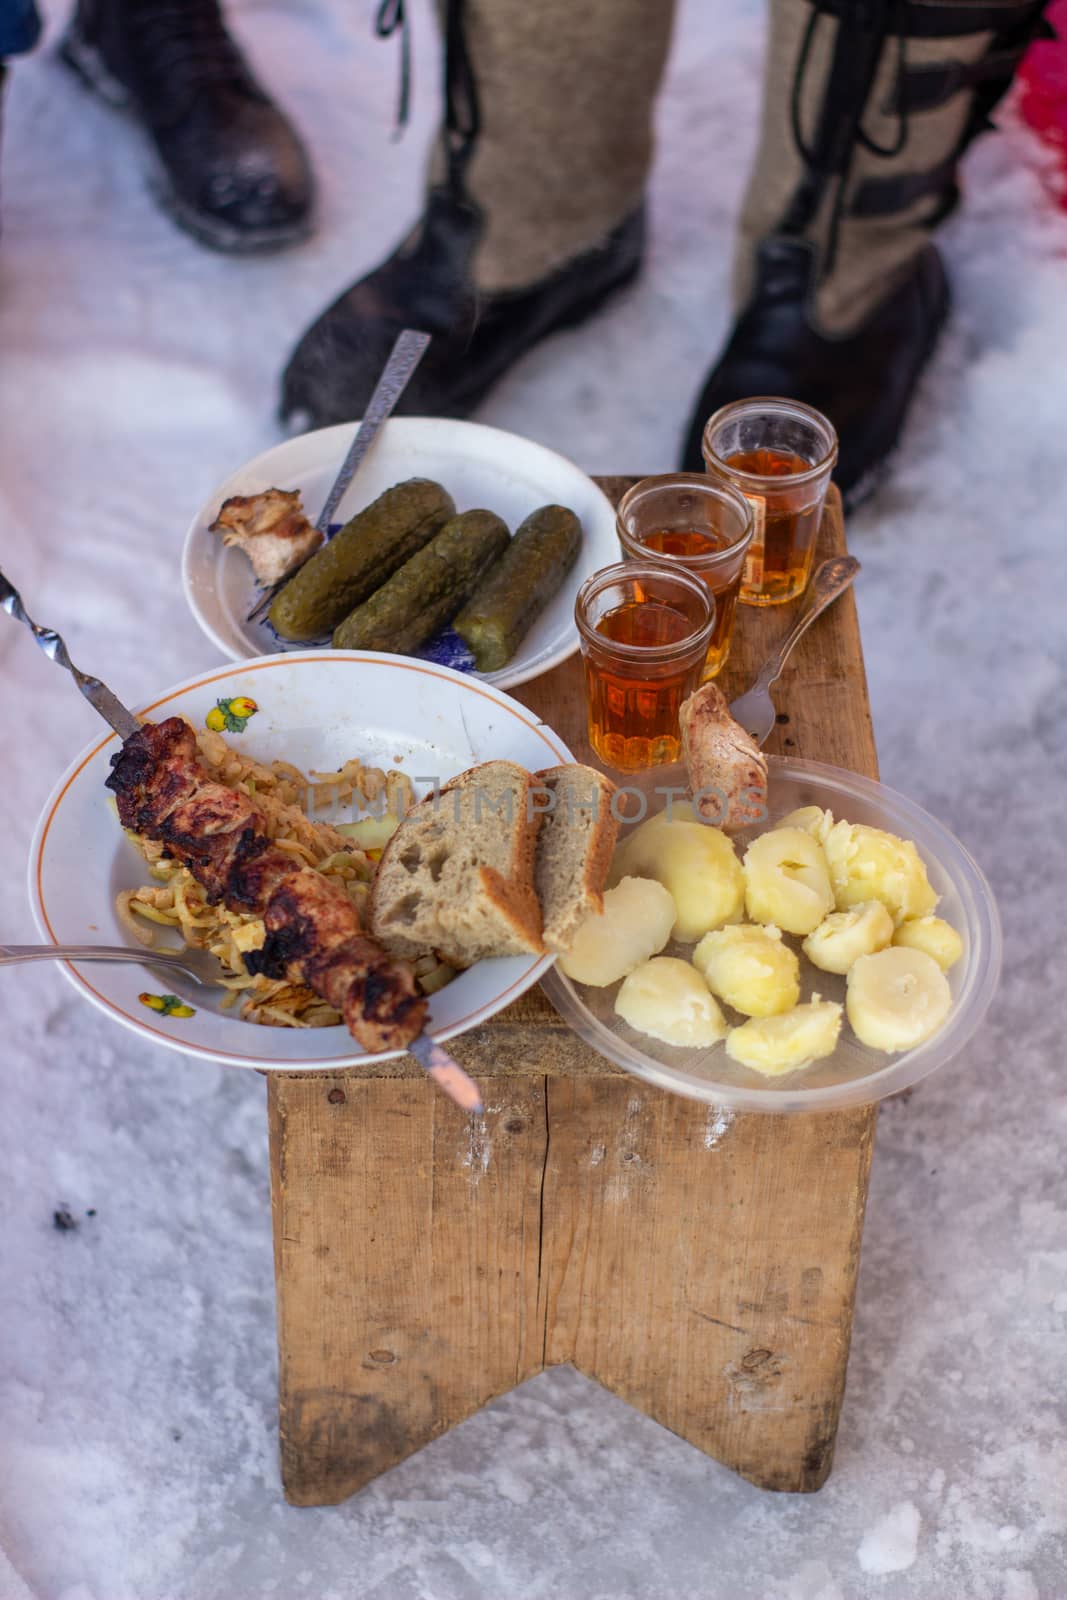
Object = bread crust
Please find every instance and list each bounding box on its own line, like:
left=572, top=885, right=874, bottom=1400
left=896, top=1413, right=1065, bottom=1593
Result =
left=370, top=760, right=544, bottom=966
left=442, top=762, right=544, bottom=957
left=534, top=764, right=619, bottom=952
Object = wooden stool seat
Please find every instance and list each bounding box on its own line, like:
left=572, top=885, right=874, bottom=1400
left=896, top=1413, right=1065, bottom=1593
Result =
left=268, top=484, right=880, bottom=1506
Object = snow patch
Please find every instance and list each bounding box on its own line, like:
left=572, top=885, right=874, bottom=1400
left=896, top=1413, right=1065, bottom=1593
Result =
left=773, top=1559, right=846, bottom=1600
left=461, top=1110, right=496, bottom=1185
left=2, top=0, right=1066, bottom=1595
left=1002, top=1571, right=1040, bottom=1600
left=703, top=1107, right=735, bottom=1148
left=858, top=1502, right=922, bottom=1575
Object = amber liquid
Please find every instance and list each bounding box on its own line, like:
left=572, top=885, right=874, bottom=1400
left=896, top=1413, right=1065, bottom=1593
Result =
left=584, top=599, right=701, bottom=771
left=722, top=447, right=823, bottom=605
left=640, top=526, right=742, bottom=679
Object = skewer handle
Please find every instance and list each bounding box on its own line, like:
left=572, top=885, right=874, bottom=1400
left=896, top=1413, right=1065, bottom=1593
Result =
left=314, top=329, right=432, bottom=537
left=245, top=328, right=432, bottom=623
left=0, top=569, right=140, bottom=740
left=408, top=1033, right=484, bottom=1114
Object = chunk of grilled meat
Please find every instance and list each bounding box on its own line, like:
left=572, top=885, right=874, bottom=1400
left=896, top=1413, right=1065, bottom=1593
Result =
left=680, top=682, right=768, bottom=833
left=210, top=488, right=322, bottom=586
left=106, top=718, right=426, bottom=1052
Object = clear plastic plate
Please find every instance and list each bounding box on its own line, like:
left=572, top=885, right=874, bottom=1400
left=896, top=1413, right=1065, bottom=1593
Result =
left=539, top=757, right=1002, bottom=1113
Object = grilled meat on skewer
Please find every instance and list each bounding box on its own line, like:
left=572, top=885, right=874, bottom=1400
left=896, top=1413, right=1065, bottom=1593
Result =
left=106, top=718, right=426, bottom=1053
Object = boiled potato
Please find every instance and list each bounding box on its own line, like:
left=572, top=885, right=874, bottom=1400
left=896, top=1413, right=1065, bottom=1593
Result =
left=742, top=826, right=834, bottom=936
left=692, top=924, right=799, bottom=1017
left=338, top=812, right=403, bottom=851
left=823, top=821, right=938, bottom=925
left=779, top=805, right=834, bottom=846
left=893, top=915, right=963, bottom=971
left=846, top=946, right=951, bottom=1052
left=558, top=875, right=676, bottom=987
left=802, top=899, right=894, bottom=975
left=610, top=801, right=745, bottom=943
left=615, top=957, right=728, bottom=1047
left=725, top=1000, right=843, bottom=1076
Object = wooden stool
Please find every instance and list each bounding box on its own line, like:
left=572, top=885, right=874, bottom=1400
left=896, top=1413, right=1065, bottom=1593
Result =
left=267, top=484, right=879, bottom=1506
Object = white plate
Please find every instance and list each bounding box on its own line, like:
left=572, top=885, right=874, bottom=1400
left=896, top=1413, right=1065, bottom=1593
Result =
left=541, top=759, right=1002, bottom=1114
left=28, top=652, right=572, bottom=1071
left=181, top=418, right=618, bottom=689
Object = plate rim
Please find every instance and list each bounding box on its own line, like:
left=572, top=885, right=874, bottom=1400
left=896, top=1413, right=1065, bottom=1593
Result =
left=180, top=415, right=618, bottom=690
left=540, top=755, right=1004, bottom=1114
left=28, top=649, right=573, bottom=1071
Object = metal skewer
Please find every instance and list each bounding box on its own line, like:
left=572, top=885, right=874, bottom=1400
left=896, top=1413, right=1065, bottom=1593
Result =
left=1, top=570, right=139, bottom=740
left=245, top=327, right=432, bottom=625
left=1, top=567, right=483, bottom=1114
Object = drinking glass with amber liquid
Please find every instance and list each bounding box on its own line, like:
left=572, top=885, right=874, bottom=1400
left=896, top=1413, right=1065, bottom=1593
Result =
left=616, top=474, right=753, bottom=679
left=702, top=397, right=838, bottom=606
left=575, top=562, right=714, bottom=772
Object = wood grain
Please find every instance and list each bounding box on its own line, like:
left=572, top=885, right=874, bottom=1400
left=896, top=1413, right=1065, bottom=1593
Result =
left=272, top=1078, right=547, bottom=1505
left=268, top=481, right=880, bottom=1504
left=539, top=1081, right=875, bottom=1490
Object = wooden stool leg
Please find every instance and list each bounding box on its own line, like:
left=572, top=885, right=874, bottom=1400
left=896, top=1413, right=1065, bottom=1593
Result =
left=269, top=1072, right=876, bottom=1503
left=268, top=1073, right=547, bottom=1506
left=540, top=1080, right=877, bottom=1491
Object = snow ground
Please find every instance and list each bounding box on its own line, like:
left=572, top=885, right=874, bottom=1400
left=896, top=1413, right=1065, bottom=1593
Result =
left=1, top=0, right=1066, bottom=1596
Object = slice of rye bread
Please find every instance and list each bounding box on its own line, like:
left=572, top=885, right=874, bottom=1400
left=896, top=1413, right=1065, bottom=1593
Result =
left=534, top=765, right=619, bottom=953
left=370, top=760, right=544, bottom=968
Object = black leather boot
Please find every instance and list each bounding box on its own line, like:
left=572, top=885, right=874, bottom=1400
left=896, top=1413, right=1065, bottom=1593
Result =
left=281, top=193, right=644, bottom=431
left=280, top=0, right=667, bottom=431
left=681, top=0, right=1053, bottom=505
left=60, top=0, right=313, bottom=253
left=683, top=238, right=951, bottom=504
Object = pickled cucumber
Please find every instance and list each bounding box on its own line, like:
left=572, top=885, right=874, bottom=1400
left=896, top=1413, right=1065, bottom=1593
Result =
left=451, top=504, right=582, bottom=671
left=332, top=510, right=509, bottom=654
left=269, top=478, right=454, bottom=641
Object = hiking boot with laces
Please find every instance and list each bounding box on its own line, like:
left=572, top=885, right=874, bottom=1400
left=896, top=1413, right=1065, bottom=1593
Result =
left=61, top=0, right=313, bottom=253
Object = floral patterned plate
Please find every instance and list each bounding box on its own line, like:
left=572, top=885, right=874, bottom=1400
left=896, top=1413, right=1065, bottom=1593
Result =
left=28, top=651, right=572, bottom=1069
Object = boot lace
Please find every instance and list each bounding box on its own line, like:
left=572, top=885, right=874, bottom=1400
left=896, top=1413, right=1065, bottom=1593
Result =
left=788, top=0, right=909, bottom=272
left=375, top=0, right=412, bottom=136
left=374, top=0, right=480, bottom=175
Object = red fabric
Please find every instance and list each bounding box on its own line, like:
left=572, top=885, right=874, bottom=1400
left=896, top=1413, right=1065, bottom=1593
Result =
left=1018, top=0, right=1067, bottom=202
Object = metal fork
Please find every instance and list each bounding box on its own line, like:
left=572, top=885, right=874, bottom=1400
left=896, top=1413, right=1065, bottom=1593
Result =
left=0, top=943, right=484, bottom=1110
left=0, top=942, right=225, bottom=985
left=729, top=555, right=861, bottom=747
